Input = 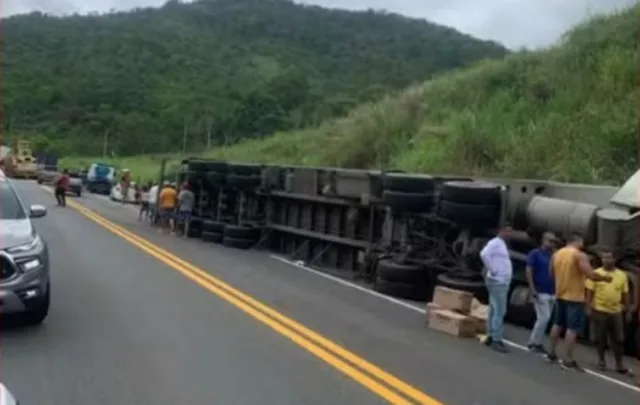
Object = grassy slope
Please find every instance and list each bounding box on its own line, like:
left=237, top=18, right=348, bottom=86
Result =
left=64, top=7, right=638, bottom=185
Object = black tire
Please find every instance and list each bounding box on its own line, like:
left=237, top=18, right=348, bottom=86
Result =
left=222, top=236, right=255, bottom=250
left=376, top=259, right=428, bottom=283
left=189, top=217, right=203, bottom=230
left=37, top=178, right=43, bottom=184
left=438, top=200, right=500, bottom=229
left=436, top=272, right=484, bottom=296
left=506, top=285, right=536, bottom=327
left=186, top=226, right=202, bottom=238
left=202, top=231, right=223, bottom=243
left=224, top=224, right=261, bottom=240
left=187, top=160, right=228, bottom=173
left=76, top=191, right=82, bottom=197
left=226, top=174, right=261, bottom=190
left=383, top=191, right=434, bottom=213
left=202, top=220, right=226, bottom=234
left=373, top=277, right=429, bottom=301
left=206, top=172, right=227, bottom=186
left=382, top=174, right=435, bottom=193
left=228, top=163, right=262, bottom=176
left=441, top=181, right=502, bottom=205
left=23, top=285, right=50, bottom=325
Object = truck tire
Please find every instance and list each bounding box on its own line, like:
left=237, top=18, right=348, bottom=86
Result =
left=382, top=174, right=435, bottom=193
left=383, top=191, right=434, bottom=213
left=376, top=259, right=428, bottom=283
left=222, top=236, right=255, bottom=250
left=441, top=181, right=502, bottom=205
left=374, top=277, right=429, bottom=301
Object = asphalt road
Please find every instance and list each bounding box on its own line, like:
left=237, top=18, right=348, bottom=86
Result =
left=1, top=180, right=637, bottom=405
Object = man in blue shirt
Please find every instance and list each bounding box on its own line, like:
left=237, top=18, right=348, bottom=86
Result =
left=525, top=231, right=557, bottom=353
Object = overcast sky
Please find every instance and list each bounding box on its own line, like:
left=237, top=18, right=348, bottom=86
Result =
left=1, top=0, right=634, bottom=49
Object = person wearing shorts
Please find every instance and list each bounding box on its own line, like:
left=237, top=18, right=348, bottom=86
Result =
left=546, top=234, right=612, bottom=370
left=158, top=182, right=177, bottom=233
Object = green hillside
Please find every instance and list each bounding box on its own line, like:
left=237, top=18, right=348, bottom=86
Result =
left=203, top=6, right=638, bottom=185
left=1, top=0, right=507, bottom=156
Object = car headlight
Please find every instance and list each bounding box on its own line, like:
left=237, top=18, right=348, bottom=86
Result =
left=20, top=258, right=41, bottom=272
left=7, top=234, right=42, bottom=253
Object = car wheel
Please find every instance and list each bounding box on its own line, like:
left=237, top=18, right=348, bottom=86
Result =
left=76, top=191, right=82, bottom=197
left=23, top=285, right=50, bottom=325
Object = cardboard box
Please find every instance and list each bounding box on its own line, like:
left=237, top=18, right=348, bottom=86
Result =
left=428, top=309, right=477, bottom=338
left=432, top=286, right=474, bottom=314
left=425, top=302, right=441, bottom=325
left=470, top=302, right=488, bottom=334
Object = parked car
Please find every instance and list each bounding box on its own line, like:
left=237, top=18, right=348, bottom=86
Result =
left=110, top=181, right=138, bottom=203
left=67, top=171, right=83, bottom=197
left=36, top=169, right=59, bottom=185
left=0, top=383, right=18, bottom=405
left=0, top=170, right=50, bottom=325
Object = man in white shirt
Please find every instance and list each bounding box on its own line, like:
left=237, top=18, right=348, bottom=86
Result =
left=148, top=183, right=159, bottom=225
left=480, top=223, right=513, bottom=353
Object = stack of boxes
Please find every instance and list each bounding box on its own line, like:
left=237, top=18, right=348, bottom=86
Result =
left=426, top=286, right=489, bottom=338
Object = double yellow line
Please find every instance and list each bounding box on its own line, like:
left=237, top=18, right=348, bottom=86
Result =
left=52, top=190, right=443, bottom=405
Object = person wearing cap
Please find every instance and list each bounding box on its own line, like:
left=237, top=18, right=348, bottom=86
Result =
left=175, top=181, right=195, bottom=236
left=525, top=231, right=557, bottom=353
left=158, top=181, right=177, bottom=233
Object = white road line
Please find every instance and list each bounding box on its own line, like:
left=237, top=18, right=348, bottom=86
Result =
left=270, top=255, right=426, bottom=313
left=269, top=255, right=640, bottom=393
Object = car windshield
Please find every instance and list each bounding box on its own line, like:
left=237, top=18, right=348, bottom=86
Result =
left=0, top=181, right=27, bottom=220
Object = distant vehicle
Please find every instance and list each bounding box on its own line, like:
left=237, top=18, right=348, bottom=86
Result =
left=86, top=163, right=115, bottom=195
left=67, top=171, right=83, bottom=197
left=35, top=151, right=59, bottom=172
left=110, top=181, right=138, bottom=203
left=0, top=383, right=18, bottom=405
left=3, top=139, right=38, bottom=179
left=0, top=170, right=50, bottom=325
left=36, top=169, right=59, bottom=185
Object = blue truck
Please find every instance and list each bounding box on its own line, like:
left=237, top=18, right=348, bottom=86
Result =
left=86, top=163, right=115, bottom=195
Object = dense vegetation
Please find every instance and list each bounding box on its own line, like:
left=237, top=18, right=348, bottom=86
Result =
left=196, top=6, right=637, bottom=185
left=1, top=0, right=507, bottom=157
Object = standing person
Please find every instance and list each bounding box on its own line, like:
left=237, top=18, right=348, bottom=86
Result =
left=545, top=234, right=612, bottom=370
left=54, top=169, right=70, bottom=206
left=525, top=232, right=557, bottom=353
left=175, top=182, right=195, bottom=237
left=586, top=249, right=632, bottom=375
left=148, top=182, right=159, bottom=225
left=138, top=184, right=150, bottom=221
left=158, top=181, right=177, bottom=233
left=480, top=223, right=513, bottom=353
left=121, top=169, right=131, bottom=204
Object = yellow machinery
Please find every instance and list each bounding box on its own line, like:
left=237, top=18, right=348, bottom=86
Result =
left=3, top=139, right=38, bottom=179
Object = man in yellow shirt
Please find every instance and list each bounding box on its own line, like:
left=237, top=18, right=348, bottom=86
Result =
left=586, top=249, right=632, bottom=375
left=158, top=182, right=177, bottom=233
left=546, top=234, right=612, bottom=370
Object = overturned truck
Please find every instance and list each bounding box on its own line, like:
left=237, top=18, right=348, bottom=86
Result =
left=162, top=159, right=639, bottom=357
